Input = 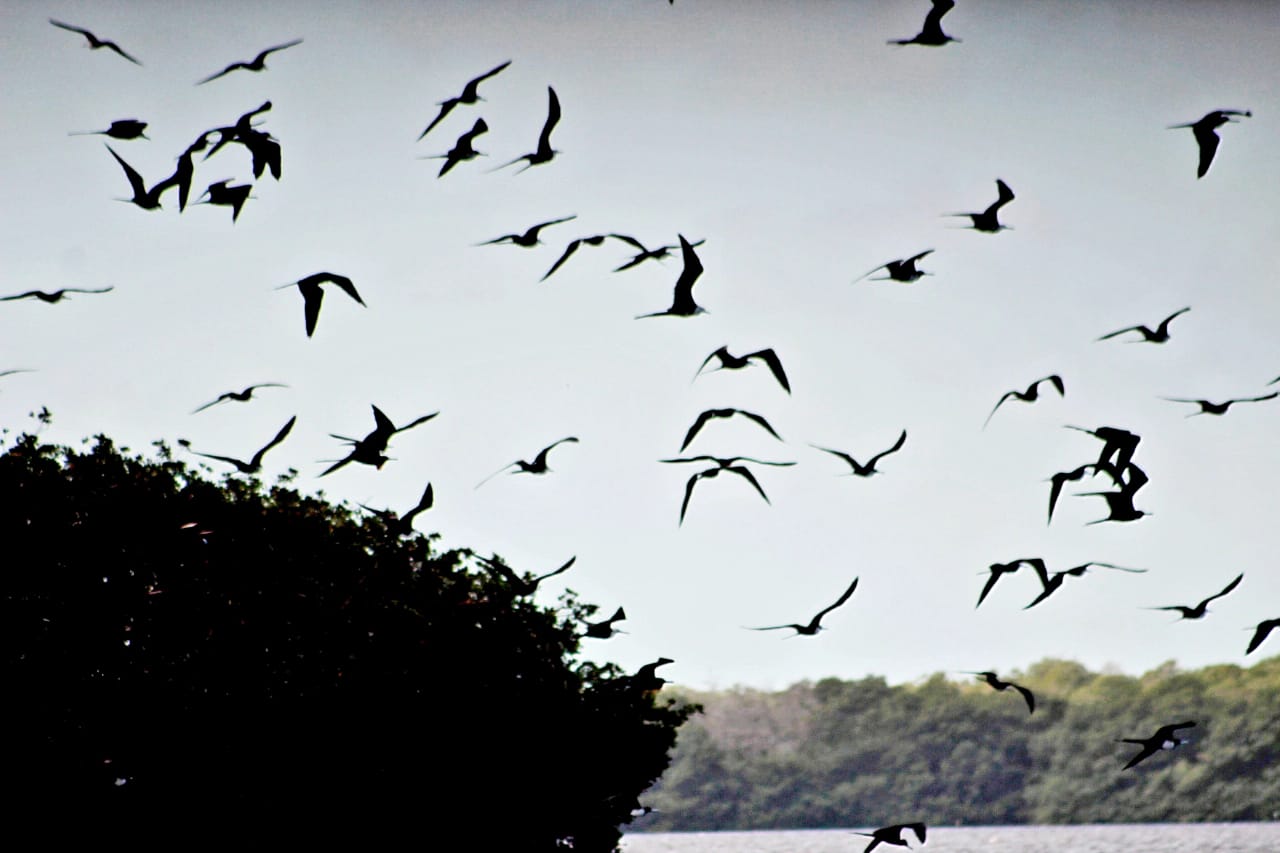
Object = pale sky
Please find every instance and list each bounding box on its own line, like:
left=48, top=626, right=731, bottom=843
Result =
left=3, top=0, right=1278, bottom=690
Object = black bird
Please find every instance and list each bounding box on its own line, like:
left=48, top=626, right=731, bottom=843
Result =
left=196, top=39, right=303, bottom=85
left=202, top=101, right=273, bottom=159
left=749, top=577, right=858, bottom=636
left=153, top=135, right=210, bottom=213
left=584, top=606, right=626, bottom=639
left=1, top=287, right=113, bottom=304
left=628, top=658, right=674, bottom=693
left=1097, top=307, right=1190, bottom=343
left=475, top=437, right=580, bottom=488
left=1025, top=561, right=1147, bottom=609
left=965, top=671, right=1035, bottom=714
left=188, top=416, right=296, bottom=475
left=106, top=144, right=168, bottom=210
left=1161, top=392, right=1279, bottom=416
left=975, top=558, right=1043, bottom=609
left=854, top=250, right=934, bottom=283
left=1169, top=110, right=1251, bottom=178
left=680, top=408, right=782, bottom=451
left=1046, top=463, right=1121, bottom=525
left=1079, top=462, right=1151, bottom=524
left=1246, top=618, right=1280, bottom=655
left=540, top=235, right=613, bottom=281
left=479, top=215, right=577, bottom=248
left=660, top=455, right=796, bottom=525
left=278, top=272, right=366, bottom=338
left=696, top=346, right=790, bottom=393
left=1147, top=573, right=1243, bottom=621
left=417, top=60, right=511, bottom=140
left=492, top=86, right=561, bottom=173
left=478, top=555, right=576, bottom=597
left=610, top=235, right=705, bottom=272
left=1118, top=722, right=1195, bottom=770
left=198, top=180, right=253, bottom=223
left=69, top=119, right=148, bottom=140
left=889, top=0, right=958, bottom=45
left=1064, top=425, right=1141, bottom=471
left=192, top=383, right=288, bottom=414
left=237, top=129, right=283, bottom=181
left=985, top=374, right=1064, bottom=427
left=425, top=117, right=489, bottom=177
left=854, top=822, right=927, bottom=853
left=950, top=179, right=1015, bottom=232
left=636, top=235, right=707, bottom=318
left=810, top=430, right=907, bottom=478
left=50, top=19, right=142, bottom=64
left=360, top=482, right=434, bottom=536
left=321, top=405, right=439, bottom=477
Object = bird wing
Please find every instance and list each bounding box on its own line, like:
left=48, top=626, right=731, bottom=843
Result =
left=905, top=249, right=935, bottom=265
left=0, top=291, right=44, bottom=301
left=541, top=240, right=583, bottom=281
left=1158, top=306, right=1191, bottom=330
left=402, top=482, right=435, bottom=520
left=418, top=100, right=459, bottom=140
left=196, top=62, right=246, bottom=85
left=319, top=274, right=364, bottom=306
left=532, top=436, right=578, bottom=467
left=537, top=86, right=561, bottom=154
left=1011, top=683, right=1035, bottom=713
left=749, top=348, right=791, bottom=393
left=1154, top=721, right=1196, bottom=740
left=1096, top=324, right=1144, bottom=341
left=680, top=410, right=718, bottom=451
left=1043, top=374, right=1066, bottom=396
left=695, top=347, right=728, bottom=379
left=106, top=145, right=147, bottom=197
left=370, top=405, right=397, bottom=438
left=319, top=453, right=356, bottom=477
left=737, top=410, right=783, bottom=441
left=975, top=571, right=1002, bottom=609
left=1234, top=391, right=1280, bottom=404
left=299, top=283, right=323, bottom=337
left=191, top=394, right=232, bottom=414
left=984, top=391, right=1016, bottom=427
left=671, top=235, right=704, bottom=311
left=461, top=60, right=512, bottom=100
left=257, top=38, right=303, bottom=61
left=1201, top=573, right=1244, bottom=606
left=810, top=444, right=860, bottom=471
left=853, top=261, right=889, bottom=283
left=535, top=556, right=577, bottom=583
left=866, top=429, right=908, bottom=469
left=66, top=287, right=114, bottom=295
left=393, top=411, right=440, bottom=434
left=192, top=451, right=250, bottom=469
left=1192, top=125, right=1221, bottom=178
left=105, top=41, right=142, bottom=65
left=1122, top=742, right=1160, bottom=770
left=813, top=577, right=859, bottom=622
left=50, top=19, right=92, bottom=37
left=725, top=465, right=770, bottom=504
left=679, top=471, right=704, bottom=524
left=608, top=233, right=647, bottom=252
left=1246, top=619, right=1279, bottom=654
left=250, top=416, right=297, bottom=467
left=733, top=457, right=796, bottom=467
left=1082, top=562, right=1146, bottom=573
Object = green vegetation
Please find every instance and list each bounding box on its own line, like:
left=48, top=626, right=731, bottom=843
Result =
left=646, top=658, right=1280, bottom=830
left=2, top=431, right=696, bottom=848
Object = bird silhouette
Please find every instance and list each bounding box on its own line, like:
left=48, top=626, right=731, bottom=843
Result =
left=975, top=558, right=1041, bottom=609
left=636, top=235, right=706, bottom=318
left=540, top=235, right=614, bottom=281
left=1079, top=462, right=1151, bottom=524
left=360, top=482, right=434, bottom=536
left=680, top=408, right=782, bottom=451
left=889, top=0, right=958, bottom=45
left=749, top=577, right=858, bottom=636
left=417, top=60, right=511, bottom=140
left=965, top=671, right=1035, bottom=713
left=321, top=405, right=439, bottom=477
left=1118, top=722, right=1195, bottom=770
left=492, top=86, right=561, bottom=173
left=50, top=19, right=142, bottom=64
left=196, top=39, right=303, bottom=85
left=202, top=101, right=272, bottom=156
left=854, top=822, right=927, bottom=853
left=151, top=135, right=210, bottom=213
left=1045, top=463, right=1121, bottom=525
left=69, top=119, right=148, bottom=140
left=192, top=383, right=288, bottom=414
left=1, top=287, right=114, bottom=304
left=660, top=455, right=795, bottom=524
left=477, top=555, right=576, bottom=597
left=1246, top=618, right=1280, bottom=655
left=426, top=118, right=489, bottom=177
left=1064, top=425, right=1141, bottom=471
left=1161, top=392, right=1279, bottom=416
left=584, top=606, right=626, bottom=639
left=197, top=180, right=253, bottom=223
left=810, top=430, right=908, bottom=478
left=696, top=346, right=790, bottom=393
left=479, top=215, right=577, bottom=248
left=1169, top=109, right=1251, bottom=178
left=950, top=179, right=1015, bottom=232
left=1147, top=573, right=1243, bottom=620
left=105, top=144, right=168, bottom=210
left=854, top=250, right=935, bottom=283
left=610, top=235, right=704, bottom=271
left=188, top=416, right=296, bottom=475
left=1025, top=561, right=1147, bottom=609
left=475, top=437, right=580, bottom=488
left=628, top=657, right=675, bottom=693
left=985, top=374, right=1063, bottom=427
left=1097, top=307, right=1190, bottom=343
left=277, top=272, right=366, bottom=338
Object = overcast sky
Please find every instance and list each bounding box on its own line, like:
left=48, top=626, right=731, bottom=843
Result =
left=3, top=0, right=1278, bottom=690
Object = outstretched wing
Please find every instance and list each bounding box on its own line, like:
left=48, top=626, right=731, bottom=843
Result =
left=250, top=415, right=297, bottom=467
left=537, top=86, right=561, bottom=154
left=1200, top=572, right=1244, bottom=607
left=1011, top=683, right=1035, bottom=714
left=541, top=239, right=583, bottom=281
left=866, top=429, right=908, bottom=469
left=749, top=348, right=790, bottom=393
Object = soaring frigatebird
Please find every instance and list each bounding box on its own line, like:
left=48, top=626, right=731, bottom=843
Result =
left=418, top=60, right=511, bottom=140
left=475, top=437, right=580, bottom=487
left=321, top=405, right=438, bottom=476
left=696, top=346, right=791, bottom=393
left=749, top=577, right=859, bottom=636
left=950, top=179, right=1014, bottom=232
left=188, top=416, right=297, bottom=475
left=888, top=0, right=958, bottom=45
left=810, top=430, right=907, bottom=477
left=491, top=86, right=562, bottom=173
left=853, top=822, right=927, bottom=853
left=1, top=286, right=114, bottom=304
left=985, top=374, right=1063, bottom=427
left=196, top=39, right=303, bottom=85
left=1118, top=722, right=1195, bottom=769
left=191, top=383, right=288, bottom=414
left=1169, top=109, right=1251, bottom=178
left=680, top=408, right=782, bottom=451
left=636, top=235, right=707, bottom=318
left=659, top=455, right=795, bottom=524
left=1146, top=574, right=1243, bottom=620
left=1097, top=307, right=1190, bottom=343
left=277, top=272, right=366, bottom=338
left=854, top=250, right=934, bottom=283
left=964, top=671, right=1035, bottom=713
left=50, top=19, right=142, bottom=64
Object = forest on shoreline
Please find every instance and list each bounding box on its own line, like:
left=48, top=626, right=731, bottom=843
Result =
left=642, top=657, right=1279, bottom=831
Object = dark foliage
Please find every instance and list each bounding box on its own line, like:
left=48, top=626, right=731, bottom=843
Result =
left=2, top=433, right=695, bottom=847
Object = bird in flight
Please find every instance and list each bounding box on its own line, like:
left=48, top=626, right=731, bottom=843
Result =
left=889, top=0, right=958, bottom=46
left=197, top=180, right=253, bottom=223
left=628, top=658, right=675, bottom=694
left=695, top=346, right=791, bottom=394
left=479, top=215, right=577, bottom=248
left=854, top=822, right=927, bottom=853
left=360, top=482, right=435, bottom=537
left=1045, top=463, right=1121, bottom=525
left=749, top=577, right=859, bottom=636
left=475, top=437, right=580, bottom=488
left=1065, top=425, right=1141, bottom=472
left=196, top=39, right=303, bottom=85
left=1146, top=573, right=1243, bottom=621
left=810, top=430, right=908, bottom=478
left=985, top=374, right=1064, bottom=427
left=1, top=287, right=113, bottom=304
left=540, top=234, right=614, bottom=281
left=477, top=555, right=576, bottom=597
left=1169, top=109, right=1251, bottom=178
left=636, top=235, right=707, bottom=318
left=854, top=250, right=935, bottom=283
left=277, top=272, right=366, bottom=338
left=965, top=671, right=1035, bottom=714
left=680, top=408, right=782, bottom=452
left=1097, top=307, right=1190, bottom=344
left=106, top=144, right=168, bottom=210
left=1080, top=462, right=1151, bottom=524
left=1118, top=722, right=1195, bottom=770
left=610, top=235, right=704, bottom=272
left=418, top=60, right=511, bottom=140
left=492, top=86, right=562, bottom=173
left=584, top=606, right=626, bottom=639
left=1246, top=618, right=1280, bottom=655
left=660, top=455, right=795, bottom=525
left=321, top=405, right=438, bottom=477
left=50, top=19, right=142, bottom=64
left=950, top=179, right=1015, bottom=232
left=1161, top=392, right=1279, bottom=416
left=975, top=558, right=1041, bottom=609
left=427, top=118, right=489, bottom=177
left=1025, top=561, right=1147, bottom=609
left=188, top=416, right=297, bottom=475
left=69, top=119, right=149, bottom=140
left=191, top=383, right=288, bottom=414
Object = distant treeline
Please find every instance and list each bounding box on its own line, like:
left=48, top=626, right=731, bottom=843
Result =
left=643, top=658, right=1280, bottom=830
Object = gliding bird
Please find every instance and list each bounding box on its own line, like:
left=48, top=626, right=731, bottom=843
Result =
left=965, top=671, right=1035, bottom=713
left=584, top=606, right=626, bottom=639
left=1118, top=722, right=1195, bottom=770
left=950, top=179, right=1015, bottom=232
left=854, top=822, right=927, bottom=853
left=491, top=86, right=561, bottom=173
left=659, top=455, right=795, bottom=525
left=985, top=374, right=1063, bottom=427
left=749, top=577, right=858, bottom=636
left=277, top=272, right=366, bottom=338
left=196, top=39, right=303, bottom=85
left=1246, top=619, right=1280, bottom=655
left=427, top=118, right=489, bottom=177
left=854, top=250, right=934, bottom=283
left=975, top=558, right=1041, bottom=609
left=1169, top=109, right=1251, bottom=178
left=888, top=0, right=958, bottom=45
left=636, top=235, right=707, bottom=318
left=106, top=144, right=167, bottom=210
left=479, top=215, right=577, bottom=248
left=418, top=60, right=511, bottom=140
left=188, top=416, right=296, bottom=475
left=1046, top=463, right=1121, bottom=525
left=321, top=405, right=439, bottom=477
left=1147, top=573, right=1243, bottom=620
left=695, top=346, right=791, bottom=393
left=477, top=555, right=576, bottom=597
left=610, top=235, right=704, bottom=272
left=50, top=19, right=142, bottom=64
left=680, top=408, right=782, bottom=451
left=1025, top=561, right=1147, bottom=609
left=192, top=383, right=288, bottom=414
left=810, top=430, right=907, bottom=477
left=360, top=482, right=435, bottom=537
left=1097, top=307, right=1190, bottom=343
left=475, top=437, right=580, bottom=487
left=1161, top=392, right=1279, bottom=416
left=1, top=287, right=113, bottom=304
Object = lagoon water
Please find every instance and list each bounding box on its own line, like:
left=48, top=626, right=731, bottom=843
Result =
left=622, top=823, right=1280, bottom=852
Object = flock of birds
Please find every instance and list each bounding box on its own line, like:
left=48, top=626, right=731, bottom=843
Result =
left=10, top=3, right=1278, bottom=844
